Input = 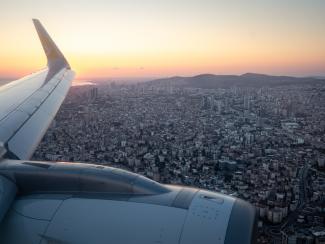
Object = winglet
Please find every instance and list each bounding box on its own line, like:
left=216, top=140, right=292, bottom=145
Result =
left=32, top=19, right=70, bottom=71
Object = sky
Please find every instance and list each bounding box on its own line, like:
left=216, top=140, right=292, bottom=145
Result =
left=0, top=0, right=325, bottom=80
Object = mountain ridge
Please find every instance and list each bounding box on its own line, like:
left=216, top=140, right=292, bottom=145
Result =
left=146, top=73, right=325, bottom=88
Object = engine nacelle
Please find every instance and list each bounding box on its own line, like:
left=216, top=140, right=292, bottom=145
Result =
left=0, top=160, right=257, bottom=244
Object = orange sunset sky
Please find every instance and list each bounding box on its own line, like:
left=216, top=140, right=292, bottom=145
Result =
left=0, top=0, right=325, bottom=80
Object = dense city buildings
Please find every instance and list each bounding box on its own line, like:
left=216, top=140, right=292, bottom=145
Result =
left=33, top=81, right=325, bottom=244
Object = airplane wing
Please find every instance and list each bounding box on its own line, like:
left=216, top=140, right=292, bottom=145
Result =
left=0, top=19, right=75, bottom=160
left=0, top=20, right=257, bottom=244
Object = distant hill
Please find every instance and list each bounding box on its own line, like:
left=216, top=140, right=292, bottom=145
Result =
left=0, top=80, right=11, bottom=87
left=146, top=73, right=325, bottom=89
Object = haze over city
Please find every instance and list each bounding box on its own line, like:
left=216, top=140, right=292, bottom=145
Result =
left=1, top=0, right=325, bottom=80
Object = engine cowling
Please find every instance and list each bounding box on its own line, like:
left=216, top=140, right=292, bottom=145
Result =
left=0, top=159, right=257, bottom=244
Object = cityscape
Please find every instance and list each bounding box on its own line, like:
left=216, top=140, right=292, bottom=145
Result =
left=33, top=79, right=325, bottom=244
left=0, top=0, right=324, bottom=243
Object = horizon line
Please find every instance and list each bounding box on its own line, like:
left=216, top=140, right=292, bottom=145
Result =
left=2, top=71, right=325, bottom=83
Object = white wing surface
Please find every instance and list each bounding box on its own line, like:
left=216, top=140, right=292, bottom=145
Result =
left=0, top=19, right=75, bottom=159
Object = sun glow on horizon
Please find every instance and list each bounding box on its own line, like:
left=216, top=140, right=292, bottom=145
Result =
left=1, top=0, right=325, bottom=79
